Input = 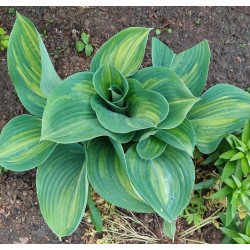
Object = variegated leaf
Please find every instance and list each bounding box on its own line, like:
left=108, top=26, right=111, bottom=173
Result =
left=7, top=13, right=61, bottom=118
left=155, top=118, right=196, bottom=156
left=87, top=137, right=154, bottom=212
left=125, top=145, right=195, bottom=222
left=132, top=67, right=199, bottom=129
left=90, top=27, right=152, bottom=77
left=0, top=115, right=56, bottom=171
left=188, top=84, right=250, bottom=154
left=136, top=135, right=167, bottom=160
left=152, top=38, right=210, bottom=96
left=36, top=144, right=88, bottom=237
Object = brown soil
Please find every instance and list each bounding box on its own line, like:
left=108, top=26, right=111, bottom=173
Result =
left=0, top=6, right=249, bottom=244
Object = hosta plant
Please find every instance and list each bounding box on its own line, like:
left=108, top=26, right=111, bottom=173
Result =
left=0, top=13, right=250, bottom=238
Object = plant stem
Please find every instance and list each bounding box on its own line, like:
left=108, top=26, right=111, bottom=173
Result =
left=181, top=238, right=206, bottom=244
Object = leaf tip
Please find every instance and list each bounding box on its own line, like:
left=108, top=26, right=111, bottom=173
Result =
left=16, top=11, right=23, bottom=20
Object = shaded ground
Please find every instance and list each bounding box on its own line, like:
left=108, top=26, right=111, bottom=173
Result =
left=0, top=6, right=249, bottom=244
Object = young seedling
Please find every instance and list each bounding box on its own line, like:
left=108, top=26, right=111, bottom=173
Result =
left=194, top=17, right=202, bottom=26
left=8, top=7, right=15, bottom=15
left=76, top=31, right=93, bottom=56
left=48, top=18, right=55, bottom=24
left=40, top=29, right=47, bottom=39
left=155, top=29, right=161, bottom=35
left=166, top=28, right=173, bottom=34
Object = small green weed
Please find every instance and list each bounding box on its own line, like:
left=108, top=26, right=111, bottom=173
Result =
left=0, top=165, right=8, bottom=175
left=48, top=18, right=55, bottom=24
left=0, top=27, right=9, bottom=51
left=76, top=31, right=93, bottom=56
left=155, top=29, right=161, bottom=35
left=40, top=29, right=47, bottom=39
left=166, top=28, right=173, bottom=34
left=240, top=42, right=248, bottom=49
left=194, top=17, right=202, bottom=26
left=181, top=190, right=208, bottom=227
left=8, top=7, right=15, bottom=15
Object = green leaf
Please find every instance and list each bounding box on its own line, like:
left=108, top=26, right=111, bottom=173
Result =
left=221, top=161, right=236, bottom=182
left=232, top=136, right=246, bottom=149
left=37, top=30, right=61, bottom=97
left=87, top=137, right=154, bottom=213
left=125, top=145, right=195, bottom=221
left=76, top=40, right=85, bottom=52
left=231, top=192, right=239, bottom=218
left=214, top=158, right=225, bottom=166
left=244, top=217, right=250, bottom=236
left=220, top=150, right=238, bottom=160
left=91, top=78, right=169, bottom=133
left=90, top=27, right=152, bottom=77
left=0, top=115, right=56, bottom=171
left=240, top=194, right=250, bottom=213
left=186, top=213, right=202, bottom=227
left=155, top=29, right=161, bottom=35
left=204, top=151, right=220, bottom=164
left=230, top=151, right=245, bottom=161
left=85, top=44, right=93, bottom=56
left=210, top=186, right=232, bottom=199
left=242, top=120, right=250, bottom=145
left=0, top=27, right=5, bottom=35
left=188, top=84, right=250, bottom=154
left=155, top=118, right=196, bottom=156
left=36, top=143, right=88, bottom=238
left=225, top=195, right=234, bottom=226
left=238, top=233, right=250, bottom=243
left=232, top=175, right=242, bottom=188
left=136, top=135, right=167, bottom=160
left=220, top=227, right=242, bottom=242
left=41, top=72, right=133, bottom=144
left=7, top=13, right=61, bottom=117
left=193, top=179, right=215, bottom=190
left=87, top=194, right=103, bottom=233
left=152, top=38, right=210, bottom=96
left=163, top=220, right=176, bottom=242
left=2, top=39, right=9, bottom=48
left=133, top=67, right=199, bottom=129
left=81, top=32, right=90, bottom=44
left=219, top=212, right=238, bottom=231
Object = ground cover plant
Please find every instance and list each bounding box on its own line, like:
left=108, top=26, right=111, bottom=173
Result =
left=0, top=12, right=250, bottom=240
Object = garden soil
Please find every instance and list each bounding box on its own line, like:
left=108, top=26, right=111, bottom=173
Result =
left=0, top=6, right=249, bottom=244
